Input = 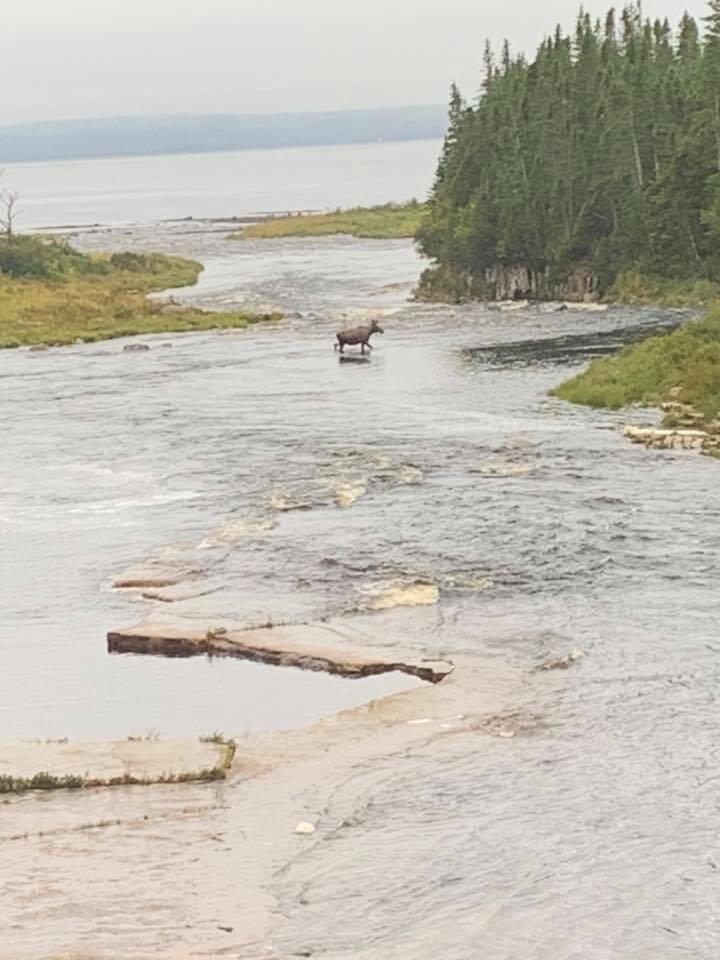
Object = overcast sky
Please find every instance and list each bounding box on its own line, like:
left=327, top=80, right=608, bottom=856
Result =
left=0, top=0, right=708, bottom=124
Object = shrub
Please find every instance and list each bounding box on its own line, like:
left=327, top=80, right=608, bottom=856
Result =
left=0, top=235, right=101, bottom=279
left=109, top=252, right=152, bottom=272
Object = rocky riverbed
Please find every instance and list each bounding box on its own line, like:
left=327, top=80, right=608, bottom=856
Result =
left=2, top=225, right=719, bottom=959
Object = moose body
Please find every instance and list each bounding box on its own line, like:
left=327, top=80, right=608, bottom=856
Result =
left=334, top=319, right=384, bottom=354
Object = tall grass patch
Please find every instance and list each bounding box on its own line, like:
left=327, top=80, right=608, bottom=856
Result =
left=235, top=201, right=426, bottom=240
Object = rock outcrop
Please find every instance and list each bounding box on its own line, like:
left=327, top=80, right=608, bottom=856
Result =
left=624, top=426, right=707, bottom=450
left=625, top=401, right=720, bottom=458
left=416, top=262, right=600, bottom=303
left=482, top=264, right=598, bottom=302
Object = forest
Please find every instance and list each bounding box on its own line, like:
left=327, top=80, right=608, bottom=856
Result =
left=417, top=2, right=720, bottom=301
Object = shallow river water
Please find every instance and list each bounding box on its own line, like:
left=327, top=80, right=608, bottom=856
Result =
left=2, top=218, right=720, bottom=957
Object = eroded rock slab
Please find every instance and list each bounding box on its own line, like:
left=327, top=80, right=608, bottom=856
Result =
left=108, top=618, right=454, bottom=684
left=1, top=648, right=527, bottom=957
left=0, top=738, right=229, bottom=791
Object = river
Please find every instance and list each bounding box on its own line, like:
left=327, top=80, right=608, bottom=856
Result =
left=2, top=141, right=720, bottom=958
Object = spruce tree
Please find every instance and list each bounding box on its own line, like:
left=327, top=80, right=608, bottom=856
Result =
left=417, top=4, right=718, bottom=297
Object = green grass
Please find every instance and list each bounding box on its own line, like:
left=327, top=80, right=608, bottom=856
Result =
left=609, top=270, right=720, bottom=308
left=0, top=243, right=280, bottom=348
left=233, top=201, right=427, bottom=240
left=555, top=269, right=720, bottom=427
left=553, top=309, right=720, bottom=421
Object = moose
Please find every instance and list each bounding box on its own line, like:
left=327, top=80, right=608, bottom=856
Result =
left=334, top=318, right=384, bottom=354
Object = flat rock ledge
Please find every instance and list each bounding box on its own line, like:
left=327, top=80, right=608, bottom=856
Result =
left=107, top=621, right=454, bottom=685
left=0, top=738, right=231, bottom=794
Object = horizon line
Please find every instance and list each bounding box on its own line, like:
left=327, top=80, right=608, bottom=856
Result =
left=0, top=103, right=448, bottom=131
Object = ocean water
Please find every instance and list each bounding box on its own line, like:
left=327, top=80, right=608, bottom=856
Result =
left=2, top=137, right=442, bottom=228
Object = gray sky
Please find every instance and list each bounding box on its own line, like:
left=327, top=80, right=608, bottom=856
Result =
left=1, top=0, right=709, bottom=124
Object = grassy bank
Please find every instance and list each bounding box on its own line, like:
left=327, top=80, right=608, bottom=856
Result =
left=0, top=237, right=279, bottom=348
left=234, top=201, right=426, bottom=240
left=553, top=309, right=720, bottom=421
left=608, top=270, right=720, bottom=308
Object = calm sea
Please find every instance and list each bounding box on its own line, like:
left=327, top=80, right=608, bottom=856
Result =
left=2, top=138, right=442, bottom=229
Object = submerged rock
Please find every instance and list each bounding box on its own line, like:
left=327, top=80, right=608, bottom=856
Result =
left=114, top=575, right=188, bottom=589
left=334, top=480, right=367, bottom=508
left=470, top=460, right=537, bottom=478
left=443, top=572, right=495, bottom=592
left=399, top=464, right=423, bottom=485
left=357, top=578, right=439, bottom=611
left=113, top=544, right=203, bottom=590
left=269, top=492, right=312, bottom=512
left=123, top=343, right=150, bottom=352
left=540, top=649, right=586, bottom=671
left=201, top=515, right=276, bottom=546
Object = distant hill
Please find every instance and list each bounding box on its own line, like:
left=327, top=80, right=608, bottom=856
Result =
left=0, top=106, right=447, bottom=163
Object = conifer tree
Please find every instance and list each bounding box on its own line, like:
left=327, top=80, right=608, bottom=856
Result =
left=417, top=3, right=720, bottom=298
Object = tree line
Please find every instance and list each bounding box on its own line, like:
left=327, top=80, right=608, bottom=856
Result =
left=417, top=2, right=720, bottom=299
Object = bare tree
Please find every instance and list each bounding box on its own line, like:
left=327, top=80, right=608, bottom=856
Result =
left=0, top=169, right=20, bottom=242
left=0, top=189, right=20, bottom=242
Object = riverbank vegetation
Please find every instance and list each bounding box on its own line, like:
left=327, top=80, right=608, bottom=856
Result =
left=0, top=236, right=279, bottom=348
left=417, top=2, right=720, bottom=302
left=553, top=310, right=720, bottom=422
left=236, top=201, right=426, bottom=240
left=608, top=271, right=720, bottom=308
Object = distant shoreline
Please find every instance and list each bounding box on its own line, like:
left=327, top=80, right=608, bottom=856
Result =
left=3, top=136, right=442, bottom=177
left=37, top=213, right=324, bottom=233
left=0, top=106, right=446, bottom=165
left=10, top=139, right=441, bottom=232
